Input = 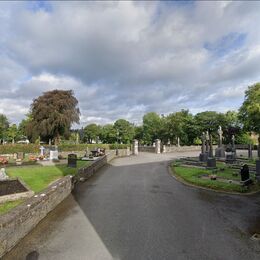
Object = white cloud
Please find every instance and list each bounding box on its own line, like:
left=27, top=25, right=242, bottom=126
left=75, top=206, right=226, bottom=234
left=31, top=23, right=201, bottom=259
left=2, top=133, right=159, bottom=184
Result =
left=0, top=1, right=259, bottom=125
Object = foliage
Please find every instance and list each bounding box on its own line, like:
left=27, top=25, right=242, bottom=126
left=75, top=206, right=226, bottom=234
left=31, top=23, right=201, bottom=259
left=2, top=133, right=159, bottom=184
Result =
left=114, top=119, right=135, bottom=144
left=6, top=124, right=19, bottom=143
left=142, top=112, right=162, bottom=144
left=99, top=124, right=117, bottom=143
left=84, top=124, right=101, bottom=143
left=0, top=114, right=9, bottom=142
left=29, top=90, right=80, bottom=144
left=239, top=83, right=260, bottom=138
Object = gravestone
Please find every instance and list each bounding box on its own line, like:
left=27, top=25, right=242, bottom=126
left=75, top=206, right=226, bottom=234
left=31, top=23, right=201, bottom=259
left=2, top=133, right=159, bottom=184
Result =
left=215, top=126, right=225, bottom=158
left=0, top=168, right=8, bottom=181
left=13, top=153, right=18, bottom=160
left=256, top=160, right=260, bottom=181
left=209, top=134, right=214, bottom=157
left=17, top=152, right=24, bottom=160
left=231, top=135, right=236, bottom=158
left=40, top=146, right=45, bottom=156
left=50, top=150, right=59, bottom=160
left=207, top=158, right=216, bottom=168
left=241, top=164, right=250, bottom=181
left=199, top=132, right=208, bottom=162
left=205, top=131, right=209, bottom=154
left=68, top=153, right=77, bottom=168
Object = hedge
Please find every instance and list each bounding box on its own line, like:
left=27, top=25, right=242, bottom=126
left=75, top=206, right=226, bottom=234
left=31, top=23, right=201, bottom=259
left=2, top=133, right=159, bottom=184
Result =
left=0, top=143, right=130, bottom=154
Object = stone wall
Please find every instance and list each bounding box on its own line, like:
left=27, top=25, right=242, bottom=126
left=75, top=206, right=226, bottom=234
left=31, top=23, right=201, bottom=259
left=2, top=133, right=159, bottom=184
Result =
left=76, top=149, right=130, bottom=182
left=163, top=145, right=201, bottom=153
left=0, top=149, right=130, bottom=258
left=138, top=146, right=156, bottom=153
left=0, top=176, right=72, bottom=258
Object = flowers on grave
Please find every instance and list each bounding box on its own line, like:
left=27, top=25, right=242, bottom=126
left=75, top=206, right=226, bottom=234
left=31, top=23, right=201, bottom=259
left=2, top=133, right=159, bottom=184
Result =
left=29, top=155, right=37, bottom=162
left=0, top=157, right=8, bottom=165
left=38, top=155, right=44, bottom=160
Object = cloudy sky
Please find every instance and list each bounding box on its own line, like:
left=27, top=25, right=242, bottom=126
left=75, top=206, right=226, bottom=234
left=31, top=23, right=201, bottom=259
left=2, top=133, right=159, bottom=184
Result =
left=0, top=1, right=260, bottom=127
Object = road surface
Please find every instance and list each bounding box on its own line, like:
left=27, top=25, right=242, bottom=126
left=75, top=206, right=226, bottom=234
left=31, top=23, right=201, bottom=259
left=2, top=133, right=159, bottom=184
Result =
left=3, top=152, right=260, bottom=260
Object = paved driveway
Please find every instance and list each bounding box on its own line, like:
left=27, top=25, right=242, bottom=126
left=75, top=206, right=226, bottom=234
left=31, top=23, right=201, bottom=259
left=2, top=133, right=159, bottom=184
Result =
left=4, top=152, right=260, bottom=260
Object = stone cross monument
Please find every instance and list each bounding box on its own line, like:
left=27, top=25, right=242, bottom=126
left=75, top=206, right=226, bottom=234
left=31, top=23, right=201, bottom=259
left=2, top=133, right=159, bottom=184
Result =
left=205, top=131, right=210, bottom=153
left=215, top=126, right=225, bottom=158
left=217, top=126, right=223, bottom=147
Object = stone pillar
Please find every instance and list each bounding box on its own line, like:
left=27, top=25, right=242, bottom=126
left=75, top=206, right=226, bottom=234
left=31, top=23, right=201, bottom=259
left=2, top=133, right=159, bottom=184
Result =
left=209, top=135, right=213, bottom=157
left=205, top=131, right=209, bottom=153
left=155, top=139, right=161, bottom=154
left=177, top=137, right=180, bottom=147
left=126, top=147, right=131, bottom=156
left=162, top=145, right=166, bottom=153
left=132, top=139, right=138, bottom=155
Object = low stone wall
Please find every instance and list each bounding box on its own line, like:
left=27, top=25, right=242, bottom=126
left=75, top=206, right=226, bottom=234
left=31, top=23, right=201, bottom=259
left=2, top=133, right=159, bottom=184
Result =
left=76, top=149, right=130, bottom=182
left=0, top=176, right=72, bottom=258
left=0, top=149, right=130, bottom=258
left=138, top=146, right=156, bottom=153
left=164, top=145, right=201, bottom=153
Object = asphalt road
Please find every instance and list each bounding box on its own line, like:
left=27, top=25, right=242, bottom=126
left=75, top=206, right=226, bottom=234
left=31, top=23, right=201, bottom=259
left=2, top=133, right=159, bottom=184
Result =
left=3, top=152, right=260, bottom=260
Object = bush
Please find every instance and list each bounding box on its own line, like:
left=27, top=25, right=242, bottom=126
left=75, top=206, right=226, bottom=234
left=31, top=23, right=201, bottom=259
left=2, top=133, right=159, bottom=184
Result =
left=0, top=143, right=129, bottom=155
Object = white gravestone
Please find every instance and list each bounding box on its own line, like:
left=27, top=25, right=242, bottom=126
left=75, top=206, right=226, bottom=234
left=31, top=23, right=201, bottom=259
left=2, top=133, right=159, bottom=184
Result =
left=0, top=168, right=8, bottom=181
left=50, top=150, right=59, bottom=160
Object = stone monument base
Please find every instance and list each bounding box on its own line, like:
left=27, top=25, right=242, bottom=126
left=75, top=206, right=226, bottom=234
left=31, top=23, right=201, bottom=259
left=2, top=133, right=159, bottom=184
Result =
left=207, top=158, right=216, bottom=168
left=215, top=147, right=225, bottom=158
left=199, top=153, right=208, bottom=162
left=226, top=152, right=236, bottom=163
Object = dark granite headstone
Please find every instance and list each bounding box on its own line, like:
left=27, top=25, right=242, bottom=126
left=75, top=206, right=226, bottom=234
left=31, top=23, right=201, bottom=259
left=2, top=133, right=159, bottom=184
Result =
left=240, top=164, right=250, bottom=181
left=256, top=160, right=260, bottom=181
left=207, top=158, right=216, bottom=168
left=68, top=153, right=77, bottom=168
left=199, top=153, right=208, bottom=162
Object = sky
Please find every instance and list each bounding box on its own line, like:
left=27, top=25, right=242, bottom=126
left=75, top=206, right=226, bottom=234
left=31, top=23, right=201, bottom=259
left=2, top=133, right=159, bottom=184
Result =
left=0, top=1, right=260, bottom=127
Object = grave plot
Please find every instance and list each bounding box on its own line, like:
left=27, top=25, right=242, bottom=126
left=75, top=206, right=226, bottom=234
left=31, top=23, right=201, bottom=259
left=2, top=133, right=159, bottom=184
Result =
left=171, top=157, right=260, bottom=193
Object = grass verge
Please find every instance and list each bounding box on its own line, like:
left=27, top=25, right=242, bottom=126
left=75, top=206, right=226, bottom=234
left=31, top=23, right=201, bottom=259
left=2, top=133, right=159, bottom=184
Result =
left=171, top=164, right=260, bottom=193
left=0, top=160, right=91, bottom=215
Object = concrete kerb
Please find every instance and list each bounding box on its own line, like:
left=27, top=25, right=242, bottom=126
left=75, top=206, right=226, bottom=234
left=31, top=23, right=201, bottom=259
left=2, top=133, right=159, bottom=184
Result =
left=168, top=163, right=260, bottom=196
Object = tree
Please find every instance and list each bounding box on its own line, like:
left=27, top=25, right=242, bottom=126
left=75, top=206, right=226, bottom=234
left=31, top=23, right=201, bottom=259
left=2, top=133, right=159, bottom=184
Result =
left=6, top=124, right=19, bottom=144
left=84, top=124, right=101, bottom=143
left=0, top=114, right=9, bottom=143
left=114, top=119, right=135, bottom=144
left=29, top=90, right=80, bottom=144
left=164, top=110, right=195, bottom=145
left=99, top=124, right=117, bottom=143
left=143, top=112, right=163, bottom=144
left=239, top=83, right=260, bottom=151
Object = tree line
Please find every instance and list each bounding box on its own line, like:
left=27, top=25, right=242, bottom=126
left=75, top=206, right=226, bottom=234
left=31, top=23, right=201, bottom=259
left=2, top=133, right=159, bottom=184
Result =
left=0, top=83, right=259, bottom=146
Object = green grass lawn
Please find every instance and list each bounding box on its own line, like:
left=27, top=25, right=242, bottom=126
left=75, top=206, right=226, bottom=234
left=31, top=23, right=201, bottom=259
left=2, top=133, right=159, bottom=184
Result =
left=172, top=164, right=260, bottom=193
left=0, top=160, right=91, bottom=215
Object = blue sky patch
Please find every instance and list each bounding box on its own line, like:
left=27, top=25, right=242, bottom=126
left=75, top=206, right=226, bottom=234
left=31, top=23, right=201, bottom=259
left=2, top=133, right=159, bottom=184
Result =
left=204, top=32, right=247, bottom=57
left=26, top=0, right=52, bottom=13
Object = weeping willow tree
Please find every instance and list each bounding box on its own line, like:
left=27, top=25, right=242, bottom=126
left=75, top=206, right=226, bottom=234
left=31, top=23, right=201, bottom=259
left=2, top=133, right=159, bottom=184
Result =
left=29, top=90, right=80, bottom=144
